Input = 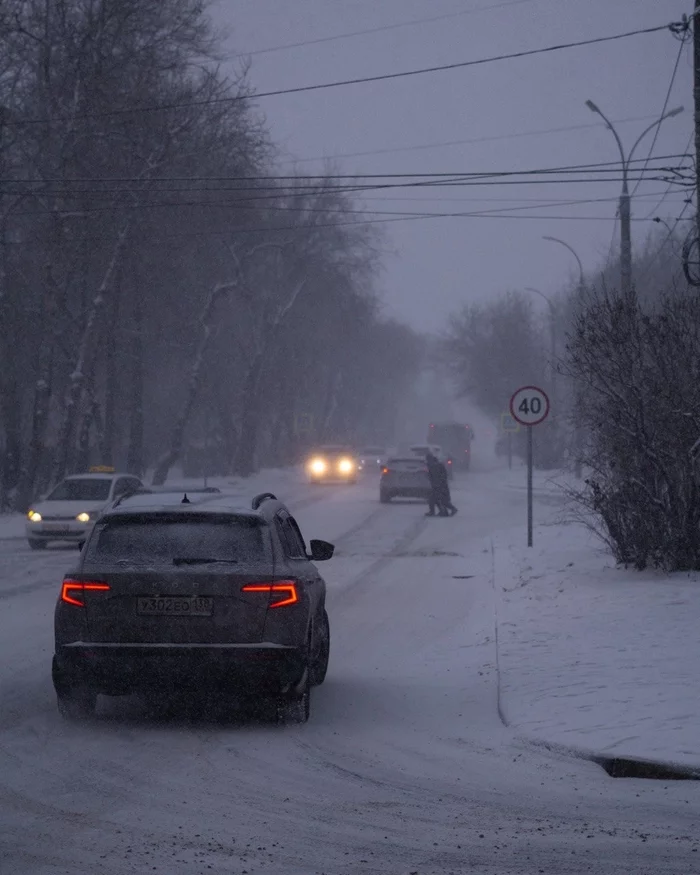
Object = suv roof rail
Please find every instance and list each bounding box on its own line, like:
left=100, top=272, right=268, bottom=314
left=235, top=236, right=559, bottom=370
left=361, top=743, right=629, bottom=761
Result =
left=111, top=485, right=222, bottom=510
left=251, top=492, right=277, bottom=510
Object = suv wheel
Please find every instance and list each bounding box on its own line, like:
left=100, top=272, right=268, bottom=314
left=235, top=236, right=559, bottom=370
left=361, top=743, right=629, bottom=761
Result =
left=310, top=610, right=330, bottom=686
left=28, top=540, right=46, bottom=550
left=379, top=489, right=392, bottom=503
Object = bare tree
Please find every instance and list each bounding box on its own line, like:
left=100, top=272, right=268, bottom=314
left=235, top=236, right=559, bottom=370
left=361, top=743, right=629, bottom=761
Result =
left=151, top=281, right=232, bottom=485
left=566, top=284, right=700, bottom=570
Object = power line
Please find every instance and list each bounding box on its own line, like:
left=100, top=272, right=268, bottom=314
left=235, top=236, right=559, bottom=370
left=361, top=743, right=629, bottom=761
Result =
left=1, top=172, right=687, bottom=211
left=242, top=0, right=535, bottom=57
left=643, top=131, right=694, bottom=218
left=2, top=175, right=688, bottom=209
left=4, top=22, right=679, bottom=128
left=360, top=190, right=685, bottom=204
left=10, top=192, right=663, bottom=220
left=286, top=115, right=665, bottom=165
left=2, top=210, right=670, bottom=244
left=1, top=154, right=688, bottom=186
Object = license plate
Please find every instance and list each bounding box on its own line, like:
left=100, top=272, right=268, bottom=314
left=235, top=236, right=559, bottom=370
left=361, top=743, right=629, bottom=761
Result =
left=43, top=524, right=69, bottom=533
left=137, top=596, right=213, bottom=616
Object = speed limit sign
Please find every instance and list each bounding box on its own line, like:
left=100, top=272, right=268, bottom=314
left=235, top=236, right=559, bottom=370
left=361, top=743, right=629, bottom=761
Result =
left=510, top=385, right=550, bottom=426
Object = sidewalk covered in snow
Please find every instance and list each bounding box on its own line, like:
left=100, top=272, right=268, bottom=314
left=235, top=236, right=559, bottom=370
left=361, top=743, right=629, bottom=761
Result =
left=496, top=517, right=700, bottom=769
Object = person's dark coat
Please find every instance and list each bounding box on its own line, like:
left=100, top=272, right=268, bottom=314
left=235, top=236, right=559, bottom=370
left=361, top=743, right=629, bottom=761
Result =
left=426, top=452, right=452, bottom=509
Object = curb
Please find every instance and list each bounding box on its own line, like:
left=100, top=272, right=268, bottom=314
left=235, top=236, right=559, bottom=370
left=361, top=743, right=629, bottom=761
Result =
left=518, top=735, right=700, bottom=781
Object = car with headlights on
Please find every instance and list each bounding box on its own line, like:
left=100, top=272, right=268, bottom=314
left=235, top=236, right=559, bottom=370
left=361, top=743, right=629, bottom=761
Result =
left=51, top=490, right=333, bottom=724
left=305, top=445, right=358, bottom=484
left=26, top=469, right=143, bottom=550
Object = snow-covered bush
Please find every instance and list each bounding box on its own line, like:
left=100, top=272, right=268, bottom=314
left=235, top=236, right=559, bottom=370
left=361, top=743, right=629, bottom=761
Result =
left=567, top=285, right=700, bottom=571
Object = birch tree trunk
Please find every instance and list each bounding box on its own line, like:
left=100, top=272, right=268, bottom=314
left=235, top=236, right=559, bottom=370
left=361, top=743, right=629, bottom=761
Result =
left=14, top=243, right=62, bottom=509
left=52, top=221, right=131, bottom=482
left=232, top=276, right=307, bottom=477
left=126, top=257, right=144, bottom=476
left=232, top=351, right=265, bottom=478
left=100, top=257, right=122, bottom=467
left=151, top=282, right=230, bottom=485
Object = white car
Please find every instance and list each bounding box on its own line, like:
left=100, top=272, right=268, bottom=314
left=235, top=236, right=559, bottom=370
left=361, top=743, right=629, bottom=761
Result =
left=26, top=470, right=144, bottom=550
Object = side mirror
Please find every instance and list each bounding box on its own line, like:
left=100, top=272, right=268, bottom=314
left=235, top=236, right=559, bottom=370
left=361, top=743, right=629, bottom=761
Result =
left=309, top=539, right=334, bottom=561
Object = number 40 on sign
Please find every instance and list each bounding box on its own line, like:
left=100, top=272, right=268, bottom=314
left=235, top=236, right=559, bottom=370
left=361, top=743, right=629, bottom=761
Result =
left=510, top=385, right=550, bottom=426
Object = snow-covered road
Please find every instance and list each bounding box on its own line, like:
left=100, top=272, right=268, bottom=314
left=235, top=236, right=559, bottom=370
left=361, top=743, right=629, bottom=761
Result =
left=1, top=466, right=698, bottom=874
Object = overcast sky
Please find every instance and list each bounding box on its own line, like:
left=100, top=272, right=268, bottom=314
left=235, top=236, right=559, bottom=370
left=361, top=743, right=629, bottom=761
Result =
left=210, top=0, right=691, bottom=332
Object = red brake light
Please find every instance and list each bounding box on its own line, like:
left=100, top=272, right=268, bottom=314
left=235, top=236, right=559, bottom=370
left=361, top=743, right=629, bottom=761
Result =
left=61, top=579, right=110, bottom=607
left=242, top=581, right=298, bottom=608
left=382, top=467, right=390, bottom=474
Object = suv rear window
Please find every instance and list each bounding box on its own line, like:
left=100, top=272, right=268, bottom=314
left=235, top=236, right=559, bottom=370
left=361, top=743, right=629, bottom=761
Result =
left=86, top=514, right=266, bottom=565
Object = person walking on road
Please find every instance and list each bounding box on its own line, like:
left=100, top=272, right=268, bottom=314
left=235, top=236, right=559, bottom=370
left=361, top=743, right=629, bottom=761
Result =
left=425, top=451, right=458, bottom=517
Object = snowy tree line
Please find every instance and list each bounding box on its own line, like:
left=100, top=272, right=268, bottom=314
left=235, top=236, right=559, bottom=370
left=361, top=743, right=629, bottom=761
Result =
left=0, top=0, right=422, bottom=509
left=441, top=226, right=700, bottom=570
left=440, top=291, right=559, bottom=467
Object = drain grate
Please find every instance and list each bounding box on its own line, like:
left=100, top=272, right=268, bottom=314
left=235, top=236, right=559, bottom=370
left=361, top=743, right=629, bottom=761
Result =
left=452, top=575, right=474, bottom=580
left=594, top=755, right=700, bottom=780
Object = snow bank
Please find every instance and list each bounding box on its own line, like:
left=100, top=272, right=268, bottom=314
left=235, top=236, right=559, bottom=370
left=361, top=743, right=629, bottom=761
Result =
left=496, top=519, right=700, bottom=768
left=0, top=513, right=26, bottom=540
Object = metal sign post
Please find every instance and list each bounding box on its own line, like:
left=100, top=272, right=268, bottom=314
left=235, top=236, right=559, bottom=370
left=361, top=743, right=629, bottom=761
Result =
left=510, top=385, right=551, bottom=547
left=527, top=425, right=533, bottom=546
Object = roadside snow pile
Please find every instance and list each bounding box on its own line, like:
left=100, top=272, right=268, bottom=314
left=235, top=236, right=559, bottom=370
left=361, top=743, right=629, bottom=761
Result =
left=496, top=520, right=700, bottom=768
left=0, top=513, right=25, bottom=540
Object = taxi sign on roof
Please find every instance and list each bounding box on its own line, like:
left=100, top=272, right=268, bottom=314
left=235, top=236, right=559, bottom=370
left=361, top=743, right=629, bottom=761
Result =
left=89, top=465, right=115, bottom=473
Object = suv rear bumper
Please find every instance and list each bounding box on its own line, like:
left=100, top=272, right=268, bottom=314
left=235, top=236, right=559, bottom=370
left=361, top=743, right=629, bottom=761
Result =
left=54, top=642, right=306, bottom=696
left=381, top=485, right=431, bottom=499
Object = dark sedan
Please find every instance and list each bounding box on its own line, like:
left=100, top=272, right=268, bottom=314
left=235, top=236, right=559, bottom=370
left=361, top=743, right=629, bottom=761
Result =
left=52, top=491, right=334, bottom=724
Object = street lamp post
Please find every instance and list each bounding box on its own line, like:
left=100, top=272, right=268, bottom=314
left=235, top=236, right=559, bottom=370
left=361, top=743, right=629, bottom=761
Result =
left=525, top=287, right=557, bottom=386
left=525, top=287, right=557, bottom=467
left=584, top=100, right=683, bottom=295
left=542, top=235, right=584, bottom=290
left=542, top=236, right=585, bottom=478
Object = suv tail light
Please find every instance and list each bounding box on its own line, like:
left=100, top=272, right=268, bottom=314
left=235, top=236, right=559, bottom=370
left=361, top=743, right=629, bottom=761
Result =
left=61, top=579, right=110, bottom=607
left=241, top=581, right=298, bottom=608
left=382, top=467, right=390, bottom=474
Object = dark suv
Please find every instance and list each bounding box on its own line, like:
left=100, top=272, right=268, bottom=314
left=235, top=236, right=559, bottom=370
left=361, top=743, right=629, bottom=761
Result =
left=52, top=491, right=334, bottom=724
